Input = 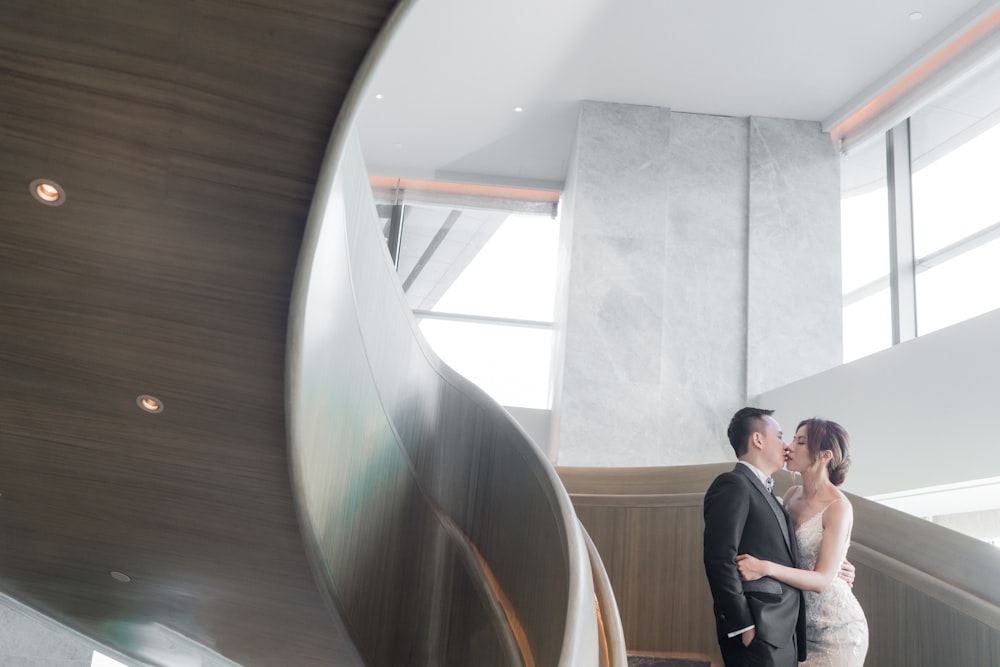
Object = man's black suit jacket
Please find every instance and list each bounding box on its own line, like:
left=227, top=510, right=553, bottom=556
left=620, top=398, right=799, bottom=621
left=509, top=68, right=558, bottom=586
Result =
left=703, top=463, right=807, bottom=663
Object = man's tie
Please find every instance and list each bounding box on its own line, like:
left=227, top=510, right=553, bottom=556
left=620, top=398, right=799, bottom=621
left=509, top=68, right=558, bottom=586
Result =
left=765, top=476, right=775, bottom=493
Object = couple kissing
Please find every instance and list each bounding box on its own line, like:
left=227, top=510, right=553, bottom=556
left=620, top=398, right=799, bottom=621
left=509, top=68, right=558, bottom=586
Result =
left=703, top=407, right=869, bottom=667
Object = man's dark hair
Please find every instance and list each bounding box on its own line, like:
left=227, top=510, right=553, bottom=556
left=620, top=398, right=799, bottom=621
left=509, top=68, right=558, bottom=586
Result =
left=727, top=407, right=775, bottom=457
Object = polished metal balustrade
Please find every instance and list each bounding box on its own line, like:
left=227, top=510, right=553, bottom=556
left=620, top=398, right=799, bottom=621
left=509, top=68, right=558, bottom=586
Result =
left=286, top=61, right=623, bottom=661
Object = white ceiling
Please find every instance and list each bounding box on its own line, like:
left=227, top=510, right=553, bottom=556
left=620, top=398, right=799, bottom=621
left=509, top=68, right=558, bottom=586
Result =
left=358, top=0, right=997, bottom=187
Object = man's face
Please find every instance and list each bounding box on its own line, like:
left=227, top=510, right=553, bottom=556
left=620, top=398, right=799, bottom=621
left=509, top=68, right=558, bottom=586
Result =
left=758, top=415, right=785, bottom=474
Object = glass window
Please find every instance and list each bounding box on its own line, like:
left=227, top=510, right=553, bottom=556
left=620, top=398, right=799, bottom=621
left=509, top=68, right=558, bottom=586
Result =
left=841, top=184, right=889, bottom=294
left=909, top=58, right=1000, bottom=335
left=841, top=137, right=891, bottom=361
left=843, top=289, right=892, bottom=363
left=373, top=185, right=561, bottom=410
left=392, top=204, right=558, bottom=319
left=911, top=120, right=1000, bottom=257
left=910, top=60, right=1000, bottom=258
left=916, top=237, right=1000, bottom=335
left=431, top=212, right=558, bottom=322
left=419, top=319, right=553, bottom=409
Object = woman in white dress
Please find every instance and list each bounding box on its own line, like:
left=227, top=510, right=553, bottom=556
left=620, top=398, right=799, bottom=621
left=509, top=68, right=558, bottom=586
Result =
left=736, top=418, right=869, bottom=666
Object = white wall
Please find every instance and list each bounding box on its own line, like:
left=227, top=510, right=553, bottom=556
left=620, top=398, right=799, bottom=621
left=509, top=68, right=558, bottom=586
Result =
left=756, top=307, right=1000, bottom=497
left=505, top=405, right=554, bottom=459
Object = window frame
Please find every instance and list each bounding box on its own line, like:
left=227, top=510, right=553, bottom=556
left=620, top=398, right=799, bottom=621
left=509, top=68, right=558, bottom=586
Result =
left=842, top=116, right=1000, bottom=357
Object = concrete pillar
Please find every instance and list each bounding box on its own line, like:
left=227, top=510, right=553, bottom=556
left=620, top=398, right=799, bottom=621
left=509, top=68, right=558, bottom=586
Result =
left=554, top=102, right=840, bottom=466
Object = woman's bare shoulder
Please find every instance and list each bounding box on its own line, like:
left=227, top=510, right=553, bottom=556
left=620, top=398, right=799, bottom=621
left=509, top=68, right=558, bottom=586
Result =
left=830, top=488, right=853, bottom=509
left=822, top=491, right=854, bottom=524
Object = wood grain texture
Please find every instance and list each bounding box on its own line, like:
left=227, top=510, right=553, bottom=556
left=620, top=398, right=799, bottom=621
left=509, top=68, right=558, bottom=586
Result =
left=561, top=467, right=727, bottom=662
left=560, top=464, right=1000, bottom=666
left=0, top=0, right=398, bottom=664
left=848, top=494, right=1000, bottom=666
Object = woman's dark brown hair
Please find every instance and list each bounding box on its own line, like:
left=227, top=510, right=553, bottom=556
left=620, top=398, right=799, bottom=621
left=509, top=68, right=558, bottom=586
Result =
left=797, top=418, right=851, bottom=486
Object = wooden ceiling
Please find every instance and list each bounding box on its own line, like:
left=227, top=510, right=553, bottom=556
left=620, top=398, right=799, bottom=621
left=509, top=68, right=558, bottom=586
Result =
left=0, top=0, right=398, bottom=664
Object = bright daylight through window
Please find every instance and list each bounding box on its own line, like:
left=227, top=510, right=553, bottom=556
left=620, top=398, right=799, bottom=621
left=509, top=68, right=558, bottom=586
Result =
left=377, top=192, right=560, bottom=409
left=92, top=651, right=127, bottom=667
left=840, top=139, right=890, bottom=362
left=911, top=113, right=1000, bottom=335
left=418, top=211, right=558, bottom=408
left=840, top=56, right=1000, bottom=361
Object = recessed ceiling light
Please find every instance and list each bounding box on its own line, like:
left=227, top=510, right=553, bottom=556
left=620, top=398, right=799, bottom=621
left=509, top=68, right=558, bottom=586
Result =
left=513, top=106, right=524, bottom=113
left=136, top=394, right=163, bottom=414
left=910, top=11, right=924, bottom=21
left=29, top=179, right=65, bottom=206
left=110, top=571, right=131, bottom=583
left=375, top=93, right=384, bottom=100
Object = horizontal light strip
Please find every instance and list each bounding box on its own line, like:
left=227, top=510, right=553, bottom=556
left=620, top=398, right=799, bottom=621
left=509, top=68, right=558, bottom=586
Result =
left=370, top=176, right=559, bottom=203
left=827, top=5, right=1000, bottom=154
left=370, top=176, right=560, bottom=217
left=413, top=309, right=553, bottom=330
left=843, top=218, right=1000, bottom=306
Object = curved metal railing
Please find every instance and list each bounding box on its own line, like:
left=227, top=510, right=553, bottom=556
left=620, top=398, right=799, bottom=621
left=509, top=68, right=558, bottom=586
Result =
left=582, top=526, right=628, bottom=667
left=285, top=2, right=614, bottom=663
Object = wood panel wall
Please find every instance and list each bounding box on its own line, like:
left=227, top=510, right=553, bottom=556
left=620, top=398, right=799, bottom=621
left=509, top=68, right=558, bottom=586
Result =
left=561, top=466, right=726, bottom=664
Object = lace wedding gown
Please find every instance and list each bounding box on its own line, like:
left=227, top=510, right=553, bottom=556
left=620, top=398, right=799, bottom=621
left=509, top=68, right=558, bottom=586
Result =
left=797, top=508, right=869, bottom=666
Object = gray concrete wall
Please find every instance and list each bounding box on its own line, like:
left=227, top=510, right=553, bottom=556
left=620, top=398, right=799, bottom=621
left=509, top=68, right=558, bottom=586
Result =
left=746, top=116, right=843, bottom=396
left=554, top=101, right=841, bottom=466
left=662, top=111, right=750, bottom=462
left=558, top=102, right=675, bottom=466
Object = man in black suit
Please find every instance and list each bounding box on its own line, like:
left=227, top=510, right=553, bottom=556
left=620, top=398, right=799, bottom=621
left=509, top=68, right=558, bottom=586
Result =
left=703, top=407, right=806, bottom=667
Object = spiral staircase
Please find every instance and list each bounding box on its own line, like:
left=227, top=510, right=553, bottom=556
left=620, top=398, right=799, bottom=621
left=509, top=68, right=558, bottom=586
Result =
left=2, top=2, right=998, bottom=666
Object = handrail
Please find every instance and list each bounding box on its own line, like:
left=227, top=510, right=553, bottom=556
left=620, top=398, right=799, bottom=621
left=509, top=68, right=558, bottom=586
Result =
left=849, top=543, right=1000, bottom=628
left=443, top=517, right=527, bottom=666
left=847, top=493, right=1000, bottom=628
left=582, top=525, right=627, bottom=667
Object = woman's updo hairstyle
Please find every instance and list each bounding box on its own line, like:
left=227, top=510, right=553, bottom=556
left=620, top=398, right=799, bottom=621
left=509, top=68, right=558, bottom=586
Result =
left=796, top=418, right=852, bottom=486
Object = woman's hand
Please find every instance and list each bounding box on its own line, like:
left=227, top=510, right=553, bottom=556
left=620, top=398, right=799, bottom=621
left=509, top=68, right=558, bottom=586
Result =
left=736, top=554, right=770, bottom=581
left=838, top=559, right=856, bottom=588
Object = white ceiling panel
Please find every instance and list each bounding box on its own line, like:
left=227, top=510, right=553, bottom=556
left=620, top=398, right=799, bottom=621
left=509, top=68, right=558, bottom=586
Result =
left=359, top=0, right=998, bottom=185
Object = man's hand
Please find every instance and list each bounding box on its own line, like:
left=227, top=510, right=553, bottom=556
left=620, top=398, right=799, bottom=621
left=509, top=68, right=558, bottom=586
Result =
left=741, top=627, right=755, bottom=647
left=838, top=558, right=856, bottom=588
